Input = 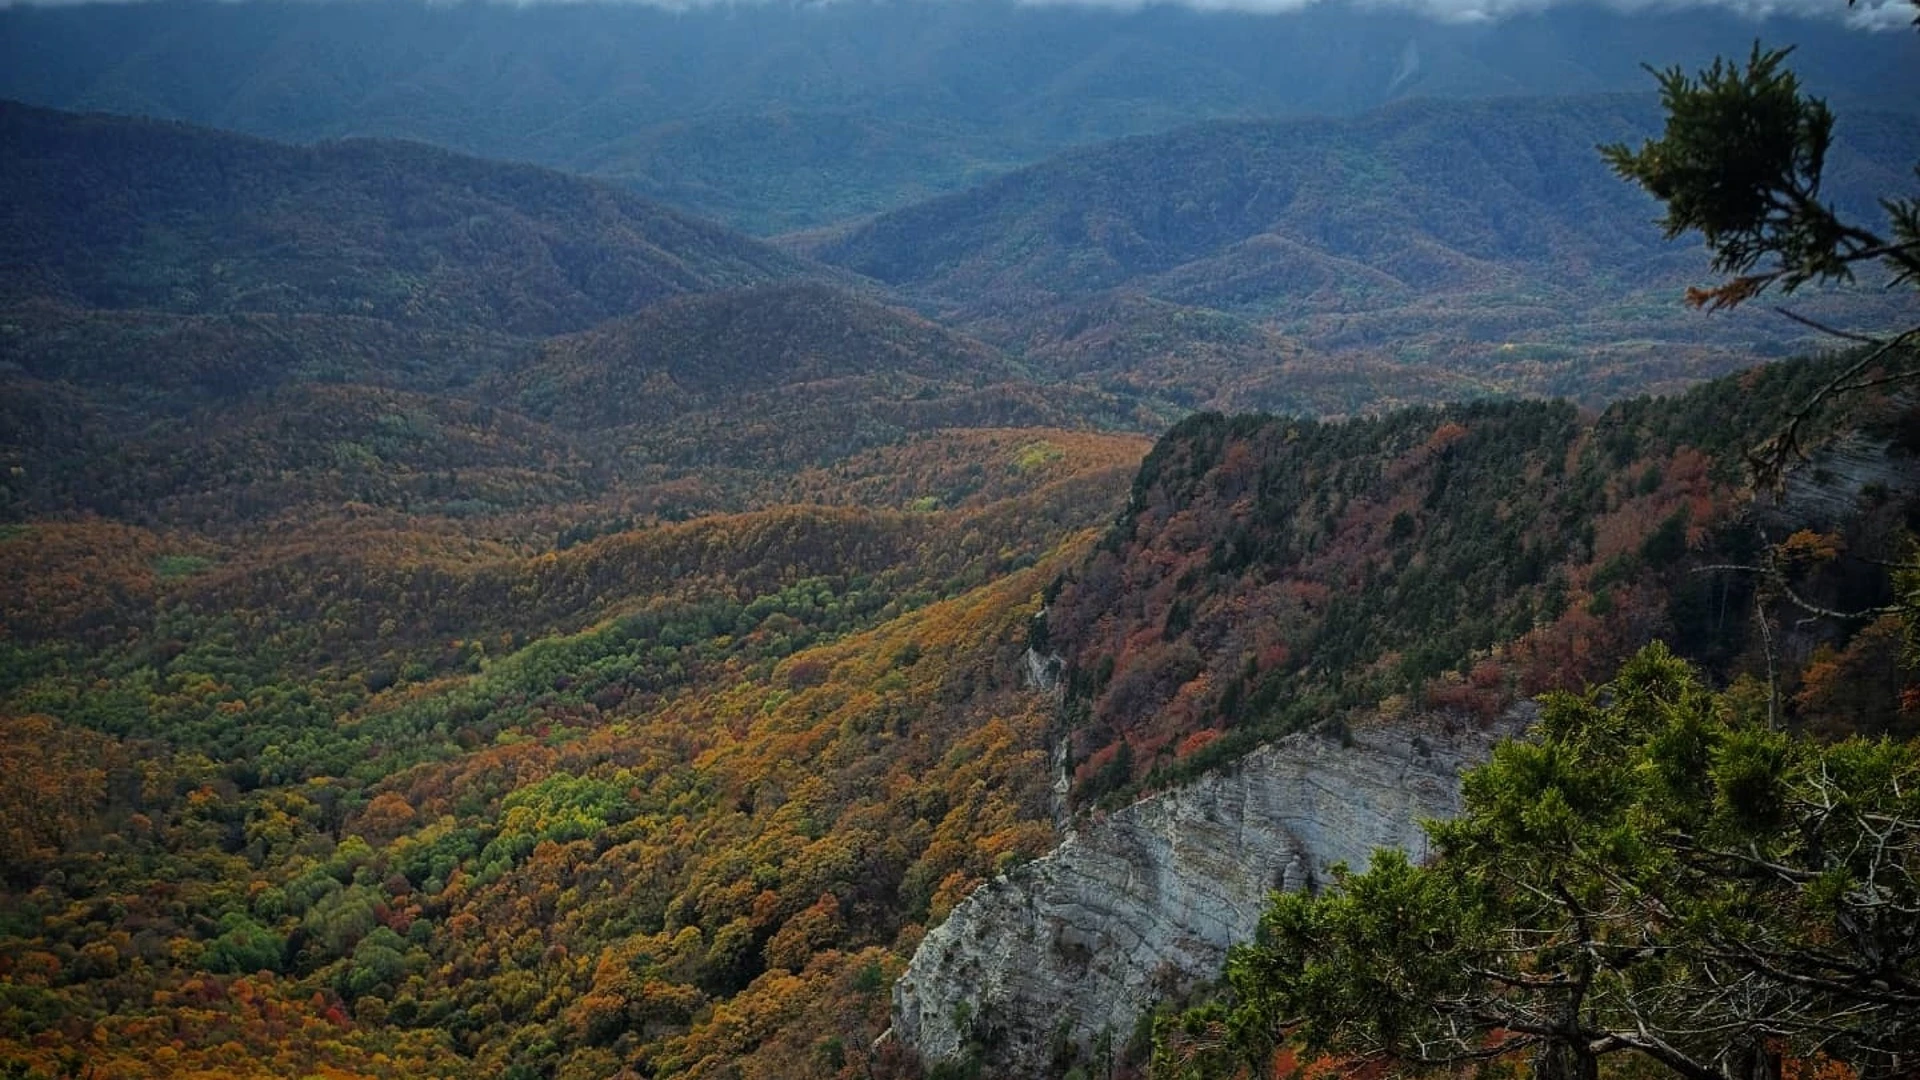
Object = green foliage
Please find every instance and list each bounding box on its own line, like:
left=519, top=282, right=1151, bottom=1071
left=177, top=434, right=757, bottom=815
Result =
left=1604, top=47, right=1841, bottom=295
left=201, top=914, right=286, bottom=975
left=484, top=773, right=633, bottom=865
left=1162, top=643, right=1920, bottom=1079
left=1603, top=34, right=1920, bottom=653
left=152, top=554, right=215, bottom=580
left=340, top=927, right=413, bottom=1000
left=1604, top=44, right=1920, bottom=305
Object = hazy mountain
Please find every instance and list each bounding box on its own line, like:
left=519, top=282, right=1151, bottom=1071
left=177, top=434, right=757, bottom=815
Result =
left=502, top=284, right=1019, bottom=429
left=804, top=94, right=1920, bottom=403
left=0, top=100, right=818, bottom=336
left=490, top=283, right=1123, bottom=472
left=0, top=104, right=1131, bottom=529
left=1, top=0, right=1913, bottom=231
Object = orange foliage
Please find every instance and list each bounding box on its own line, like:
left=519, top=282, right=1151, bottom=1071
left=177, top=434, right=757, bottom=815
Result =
left=1176, top=728, right=1223, bottom=759
left=0, top=714, right=117, bottom=871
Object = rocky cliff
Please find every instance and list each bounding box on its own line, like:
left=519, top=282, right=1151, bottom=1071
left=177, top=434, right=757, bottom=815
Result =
left=892, top=706, right=1530, bottom=1074
left=1761, top=423, right=1920, bottom=531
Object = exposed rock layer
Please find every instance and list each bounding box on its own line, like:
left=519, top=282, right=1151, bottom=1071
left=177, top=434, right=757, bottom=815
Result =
left=1762, top=425, right=1920, bottom=531
left=893, top=707, right=1529, bottom=1073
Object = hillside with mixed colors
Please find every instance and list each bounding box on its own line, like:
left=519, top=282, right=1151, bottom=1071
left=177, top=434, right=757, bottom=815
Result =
left=804, top=95, right=1920, bottom=407
left=1, top=13, right=1917, bottom=1080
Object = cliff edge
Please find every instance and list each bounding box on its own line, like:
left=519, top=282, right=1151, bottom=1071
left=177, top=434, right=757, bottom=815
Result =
left=893, top=706, right=1530, bottom=1073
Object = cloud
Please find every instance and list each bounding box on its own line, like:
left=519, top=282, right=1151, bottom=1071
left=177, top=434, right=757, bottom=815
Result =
left=1017, top=0, right=1912, bottom=26
left=0, top=0, right=1912, bottom=27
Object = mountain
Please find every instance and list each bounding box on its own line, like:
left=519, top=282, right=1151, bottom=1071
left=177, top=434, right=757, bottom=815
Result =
left=983, top=291, right=1494, bottom=416
left=5, top=342, right=1913, bottom=1080
left=0, top=288, right=1119, bottom=530
left=895, top=350, right=1920, bottom=1076
left=0, top=98, right=1160, bottom=1080
left=1, top=109, right=1912, bottom=1080
left=804, top=95, right=1920, bottom=405
left=3, top=16, right=1917, bottom=1080
left=1, top=0, right=1913, bottom=232
left=0, top=100, right=816, bottom=336
left=1, top=104, right=1141, bottom=531
left=500, top=283, right=1019, bottom=429
left=1038, top=355, right=1920, bottom=811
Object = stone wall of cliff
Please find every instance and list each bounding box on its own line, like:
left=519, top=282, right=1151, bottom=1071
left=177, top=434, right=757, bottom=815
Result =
left=892, top=706, right=1529, bottom=1074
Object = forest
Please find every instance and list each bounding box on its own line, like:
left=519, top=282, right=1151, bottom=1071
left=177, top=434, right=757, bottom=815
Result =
left=1, top=5, right=1918, bottom=1080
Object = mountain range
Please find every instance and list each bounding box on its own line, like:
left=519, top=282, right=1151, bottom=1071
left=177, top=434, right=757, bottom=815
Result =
left=0, top=10, right=1916, bottom=1080
left=802, top=94, right=1920, bottom=403
left=3, top=0, right=1916, bottom=232
left=0, top=101, right=814, bottom=336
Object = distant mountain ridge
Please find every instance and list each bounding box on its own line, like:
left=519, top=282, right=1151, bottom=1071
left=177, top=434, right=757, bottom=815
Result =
left=0, top=103, right=1116, bottom=530
left=2, top=0, right=1913, bottom=232
left=504, top=283, right=1018, bottom=429
left=803, top=93, right=1920, bottom=404
left=0, top=100, right=818, bottom=336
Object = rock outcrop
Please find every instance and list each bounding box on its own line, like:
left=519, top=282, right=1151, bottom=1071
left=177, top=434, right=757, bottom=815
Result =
left=893, top=706, right=1530, bottom=1074
left=1761, top=425, right=1920, bottom=531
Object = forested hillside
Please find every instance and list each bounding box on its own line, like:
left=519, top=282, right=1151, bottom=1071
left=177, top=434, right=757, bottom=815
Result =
left=2, top=12, right=1916, bottom=1080
left=0, top=105, right=1145, bottom=534
left=7, top=325, right=1914, bottom=1078
left=0, top=101, right=815, bottom=335
left=806, top=95, right=1920, bottom=406
left=0, top=432, right=1146, bottom=1080
left=1040, top=356, right=1920, bottom=808
left=1, top=0, right=1913, bottom=232
left=0, top=97, right=1167, bottom=1080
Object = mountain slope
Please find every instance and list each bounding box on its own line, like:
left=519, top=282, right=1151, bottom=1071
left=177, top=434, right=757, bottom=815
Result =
left=0, top=102, right=1156, bottom=1080
left=1039, top=355, right=1920, bottom=810
left=804, top=94, right=1920, bottom=403
left=0, top=420, right=1147, bottom=1080
left=500, top=283, right=1019, bottom=429
left=0, top=104, right=1135, bottom=531
left=806, top=94, right=1905, bottom=302
left=6, top=345, right=1914, bottom=1080
left=0, top=100, right=817, bottom=336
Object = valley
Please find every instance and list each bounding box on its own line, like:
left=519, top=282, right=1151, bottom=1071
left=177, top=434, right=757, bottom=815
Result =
left=1, top=5, right=1917, bottom=1080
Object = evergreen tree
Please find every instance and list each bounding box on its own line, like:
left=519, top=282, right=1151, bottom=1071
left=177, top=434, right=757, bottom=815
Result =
left=1600, top=29, right=1920, bottom=488
left=1154, top=644, right=1920, bottom=1080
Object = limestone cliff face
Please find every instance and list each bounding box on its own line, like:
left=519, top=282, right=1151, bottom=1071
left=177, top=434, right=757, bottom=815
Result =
left=893, top=707, right=1529, bottom=1073
left=1762, top=426, right=1920, bottom=531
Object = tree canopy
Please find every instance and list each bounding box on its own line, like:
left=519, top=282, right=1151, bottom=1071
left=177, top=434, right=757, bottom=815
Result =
left=1155, top=643, right=1920, bottom=1080
left=1156, top=32, right=1920, bottom=1080
left=1601, top=37, right=1920, bottom=486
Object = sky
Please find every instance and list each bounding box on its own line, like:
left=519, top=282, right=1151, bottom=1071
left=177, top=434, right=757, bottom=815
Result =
left=0, top=0, right=1913, bottom=22
left=1022, top=0, right=1912, bottom=24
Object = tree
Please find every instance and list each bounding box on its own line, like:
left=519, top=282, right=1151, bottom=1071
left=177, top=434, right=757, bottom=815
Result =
left=1601, top=23, right=1920, bottom=668
left=1600, top=37, right=1920, bottom=486
left=1155, top=644, right=1920, bottom=1080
